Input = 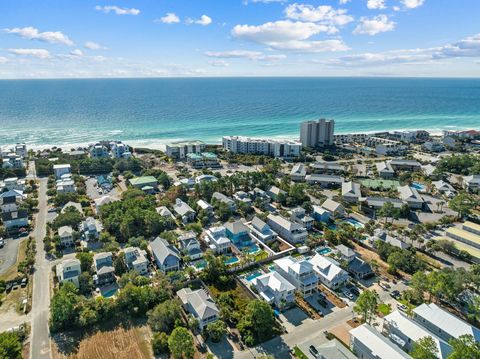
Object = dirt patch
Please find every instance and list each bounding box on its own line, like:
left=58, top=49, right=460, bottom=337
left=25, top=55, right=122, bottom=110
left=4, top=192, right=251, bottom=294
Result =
left=329, top=323, right=352, bottom=347
left=346, top=318, right=362, bottom=328
left=318, top=284, right=346, bottom=309
left=52, top=323, right=153, bottom=359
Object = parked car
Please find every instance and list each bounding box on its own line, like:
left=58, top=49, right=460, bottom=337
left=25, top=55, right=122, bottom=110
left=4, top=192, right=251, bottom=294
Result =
left=343, top=290, right=354, bottom=300
left=0, top=238, right=4, bottom=248
left=390, top=290, right=401, bottom=299
left=21, top=278, right=28, bottom=288
left=350, top=287, right=360, bottom=296
left=397, top=304, right=408, bottom=312
left=309, top=345, right=319, bottom=358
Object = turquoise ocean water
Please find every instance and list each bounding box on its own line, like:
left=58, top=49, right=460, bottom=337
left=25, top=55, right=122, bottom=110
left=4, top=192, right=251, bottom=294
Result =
left=0, top=77, right=479, bottom=148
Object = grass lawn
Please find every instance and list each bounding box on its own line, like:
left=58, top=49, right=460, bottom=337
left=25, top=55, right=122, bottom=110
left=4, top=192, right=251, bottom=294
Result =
left=52, top=323, right=153, bottom=359
left=377, top=303, right=392, bottom=316
left=294, top=346, right=309, bottom=359
left=0, top=239, right=27, bottom=282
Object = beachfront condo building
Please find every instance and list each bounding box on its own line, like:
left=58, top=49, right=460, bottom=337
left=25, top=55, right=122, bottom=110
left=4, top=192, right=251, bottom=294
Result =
left=222, top=136, right=301, bottom=158
left=300, top=119, right=335, bottom=148
left=166, top=140, right=206, bottom=160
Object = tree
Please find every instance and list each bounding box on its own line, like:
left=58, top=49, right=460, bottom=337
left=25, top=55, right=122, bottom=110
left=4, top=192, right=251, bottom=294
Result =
left=448, top=334, right=480, bottom=359
left=147, top=300, right=182, bottom=334
left=238, top=300, right=275, bottom=346
left=206, top=320, right=227, bottom=342
left=449, top=193, right=478, bottom=219
left=78, top=272, right=93, bottom=295
left=52, top=207, right=83, bottom=230
left=76, top=252, right=93, bottom=272
left=168, top=327, right=195, bottom=359
left=377, top=202, right=394, bottom=224
left=50, top=282, right=81, bottom=332
left=0, top=332, right=22, bottom=359
left=151, top=332, right=169, bottom=355
left=411, top=336, right=438, bottom=359
left=354, top=290, right=379, bottom=324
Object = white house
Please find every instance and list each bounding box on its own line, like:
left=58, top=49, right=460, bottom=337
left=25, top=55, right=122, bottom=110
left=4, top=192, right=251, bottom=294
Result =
left=321, top=198, right=345, bottom=219
left=289, top=207, right=314, bottom=230
left=290, top=164, right=306, bottom=182
left=196, top=199, right=214, bottom=216
left=177, top=288, right=220, bottom=330
left=212, top=192, right=236, bottom=211
left=463, top=175, right=480, bottom=193
left=252, top=271, right=295, bottom=309
left=124, top=247, right=149, bottom=275
left=204, top=226, right=231, bottom=254
left=53, top=164, right=71, bottom=179
left=267, top=214, right=308, bottom=244
left=397, top=185, right=424, bottom=210
left=248, top=216, right=278, bottom=243
left=173, top=198, right=196, bottom=224
left=56, top=258, right=82, bottom=288
left=376, top=161, right=395, bottom=179
left=58, top=225, right=74, bottom=247
left=274, top=256, right=318, bottom=297
left=309, top=254, right=350, bottom=290
left=342, top=181, right=362, bottom=203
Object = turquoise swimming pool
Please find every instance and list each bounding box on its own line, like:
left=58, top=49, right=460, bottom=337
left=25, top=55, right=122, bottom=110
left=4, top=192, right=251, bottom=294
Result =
left=224, top=256, right=239, bottom=265
left=412, top=182, right=425, bottom=191
left=246, top=271, right=263, bottom=282
left=317, top=247, right=332, bottom=255
left=102, top=288, right=118, bottom=298
left=343, top=218, right=365, bottom=229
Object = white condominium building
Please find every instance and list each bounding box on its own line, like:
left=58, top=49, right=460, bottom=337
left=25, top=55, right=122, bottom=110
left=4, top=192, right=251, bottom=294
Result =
left=300, top=119, right=335, bottom=148
left=222, top=136, right=301, bottom=158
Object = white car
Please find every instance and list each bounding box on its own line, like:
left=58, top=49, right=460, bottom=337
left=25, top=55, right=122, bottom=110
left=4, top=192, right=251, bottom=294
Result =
left=397, top=304, right=408, bottom=312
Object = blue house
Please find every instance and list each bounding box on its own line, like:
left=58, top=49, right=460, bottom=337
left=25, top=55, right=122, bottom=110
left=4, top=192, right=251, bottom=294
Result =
left=225, top=220, right=250, bottom=245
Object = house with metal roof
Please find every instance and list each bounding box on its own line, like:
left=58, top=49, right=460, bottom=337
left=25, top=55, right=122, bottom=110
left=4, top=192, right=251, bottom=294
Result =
left=173, top=198, right=196, bottom=224
left=212, top=192, right=236, bottom=211
left=342, top=181, right=362, bottom=203
left=248, top=216, right=278, bottom=243
left=290, top=163, right=306, bottom=182
left=177, top=288, right=220, bottom=330
left=252, top=271, right=295, bottom=308
left=204, top=226, right=231, bottom=254
left=267, top=214, right=308, bottom=244
left=274, top=256, right=318, bottom=297
left=309, top=254, right=350, bottom=290
left=398, top=185, right=424, bottom=210
left=150, top=237, right=181, bottom=273
left=376, top=161, right=395, bottom=179
left=124, top=247, right=149, bottom=275
left=56, top=258, right=81, bottom=288
left=320, top=198, right=345, bottom=219
left=178, top=231, right=203, bottom=260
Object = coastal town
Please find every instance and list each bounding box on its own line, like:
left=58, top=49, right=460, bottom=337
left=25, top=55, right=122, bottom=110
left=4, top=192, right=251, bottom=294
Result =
left=1, top=120, right=480, bottom=359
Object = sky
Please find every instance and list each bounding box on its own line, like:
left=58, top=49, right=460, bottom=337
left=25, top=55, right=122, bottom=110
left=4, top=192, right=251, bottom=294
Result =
left=1, top=0, right=480, bottom=78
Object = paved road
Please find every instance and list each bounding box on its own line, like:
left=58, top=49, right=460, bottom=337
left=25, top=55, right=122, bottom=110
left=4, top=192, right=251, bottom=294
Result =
left=30, top=178, right=52, bottom=359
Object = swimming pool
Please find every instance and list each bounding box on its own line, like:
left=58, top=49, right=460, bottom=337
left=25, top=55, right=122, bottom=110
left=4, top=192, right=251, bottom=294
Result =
left=102, top=288, right=118, bottom=298
left=317, top=247, right=332, bottom=255
left=194, top=260, right=206, bottom=269
left=224, top=256, right=239, bottom=265
left=246, top=271, right=263, bottom=282
left=411, top=182, right=425, bottom=191
left=343, top=218, right=365, bottom=229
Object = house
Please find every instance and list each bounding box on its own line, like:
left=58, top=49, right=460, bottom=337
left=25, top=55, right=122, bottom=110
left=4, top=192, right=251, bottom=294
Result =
left=361, top=197, right=405, bottom=216
left=175, top=178, right=195, bottom=188
left=432, top=180, right=455, bottom=195
left=81, top=217, right=102, bottom=240
left=173, top=198, right=196, bottom=223
left=212, top=192, right=236, bottom=211
left=252, top=271, right=295, bottom=309
left=195, top=174, right=218, bottom=185
left=225, top=219, right=251, bottom=247
left=1, top=177, right=25, bottom=192
left=266, top=186, right=286, bottom=201
left=388, top=159, right=421, bottom=172
left=1, top=209, right=28, bottom=231
left=233, top=191, right=252, bottom=207
left=383, top=310, right=452, bottom=359
left=53, top=164, right=71, bottom=179
left=422, top=164, right=437, bottom=177
left=423, top=141, right=445, bottom=152
left=398, top=185, right=424, bottom=210
left=178, top=231, right=203, bottom=260
left=94, top=195, right=118, bottom=213
left=110, top=141, right=131, bottom=158
left=312, top=205, right=331, bottom=223
left=56, top=258, right=81, bottom=288
left=93, top=252, right=115, bottom=286
left=289, top=207, right=314, bottom=230
left=312, top=339, right=356, bottom=359
left=443, top=136, right=458, bottom=149
left=124, top=247, right=149, bottom=275
left=156, top=206, right=175, bottom=221
left=305, top=174, right=344, bottom=187
left=89, top=143, right=109, bottom=158
left=310, top=162, right=345, bottom=174
left=446, top=226, right=480, bottom=250
left=196, top=199, right=213, bottom=216
left=61, top=201, right=83, bottom=214
left=204, top=226, right=231, bottom=254
left=309, top=254, right=350, bottom=290
left=97, top=175, right=113, bottom=191
left=267, top=214, right=308, bottom=244
left=412, top=303, right=480, bottom=343
left=0, top=193, right=19, bottom=213
left=290, top=163, right=306, bottom=181
left=177, top=288, right=220, bottom=330
left=150, top=237, right=181, bottom=273
left=372, top=229, right=411, bottom=250
left=342, top=181, right=362, bottom=203
left=321, top=198, right=345, bottom=219
left=463, top=175, right=480, bottom=193
left=350, top=324, right=412, bottom=359
left=58, top=226, right=74, bottom=247
left=376, top=162, right=395, bottom=179
left=274, top=256, right=318, bottom=297
left=336, top=245, right=374, bottom=279
left=248, top=216, right=278, bottom=243
left=129, top=176, right=158, bottom=193
left=56, top=175, right=76, bottom=193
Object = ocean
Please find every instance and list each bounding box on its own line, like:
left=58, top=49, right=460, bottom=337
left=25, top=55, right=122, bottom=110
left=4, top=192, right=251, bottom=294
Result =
left=0, top=77, right=479, bottom=148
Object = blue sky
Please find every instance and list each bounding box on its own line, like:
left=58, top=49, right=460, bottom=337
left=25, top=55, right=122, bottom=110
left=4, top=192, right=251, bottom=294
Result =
left=1, top=0, right=479, bottom=78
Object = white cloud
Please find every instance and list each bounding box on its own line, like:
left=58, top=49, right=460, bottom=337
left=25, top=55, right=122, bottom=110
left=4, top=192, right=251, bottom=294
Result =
left=232, top=20, right=348, bottom=52
left=209, top=60, right=230, bottom=67
left=434, top=33, right=480, bottom=59
left=353, top=15, right=395, bottom=35
left=339, top=0, right=351, bottom=4
left=95, top=5, right=140, bottom=15
left=367, top=0, right=386, bottom=9
left=84, top=41, right=105, bottom=50
left=195, top=15, right=213, bottom=26
left=205, top=50, right=287, bottom=62
left=157, top=13, right=180, bottom=24
left=5, top=26, right=73, bottom=45
left=401, top=0, right=425, bottom=9
left=70, top=49, right=83, bottom=57
left=0, top=57, right=8, bottom=64
left=284, top=4, right=354, bottom=26
left=8, top=48, right=51, bottom=59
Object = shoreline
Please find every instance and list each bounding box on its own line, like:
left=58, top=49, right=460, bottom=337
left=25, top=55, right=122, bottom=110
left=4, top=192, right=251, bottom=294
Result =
left=1, top=126, right=466, bottom=152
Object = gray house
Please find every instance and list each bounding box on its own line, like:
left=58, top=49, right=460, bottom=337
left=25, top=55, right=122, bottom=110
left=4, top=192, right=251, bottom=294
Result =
left=150, top=237, right=181, bottom=273
left=177, top=288, right=220, bottom=330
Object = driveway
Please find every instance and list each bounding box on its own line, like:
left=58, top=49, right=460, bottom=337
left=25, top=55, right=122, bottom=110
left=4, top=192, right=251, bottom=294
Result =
left=0, top=237, right=22, bottom=276
left=30, top=178, right=52, bottom=359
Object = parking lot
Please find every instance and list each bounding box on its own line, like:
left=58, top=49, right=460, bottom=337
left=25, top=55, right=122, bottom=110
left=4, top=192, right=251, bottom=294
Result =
left=0, top=237, right=22, bottom=277
left=86, top=177, right=119, bottom=200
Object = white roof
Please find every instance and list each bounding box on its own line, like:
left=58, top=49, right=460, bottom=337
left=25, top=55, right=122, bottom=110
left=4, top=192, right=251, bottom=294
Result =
left=350, top=324, right=411, bottom=359
left=274, top=256, right=312, bottom=275
left=398, top=185, right=423, bottom=202
left=342, top=181, right=361, bottom=197
left=197, top=199, right=212, bottom=210
left=309, top=254, right=349, bottom=283
left=53, top=163, right=71, bottom=169
left=253, top=271, right=295, bottom=293
left=321, top=198, right=343, bottom=213
left=413, top=303, right=480, bottom=341
left=385, top=311, right=452, bottom=358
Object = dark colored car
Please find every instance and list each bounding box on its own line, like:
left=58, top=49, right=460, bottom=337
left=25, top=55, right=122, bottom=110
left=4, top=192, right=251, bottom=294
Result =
left=390, top=290, right=401, bottom=299
left=350, top=287, right=360, bottom=296
left=309, top=345, right=319, bottom=358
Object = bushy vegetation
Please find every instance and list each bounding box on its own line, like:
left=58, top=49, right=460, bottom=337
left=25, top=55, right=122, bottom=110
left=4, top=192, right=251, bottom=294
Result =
left=436, top=154, right=480, bottom=175
left=376, top=240, right=426, bottom=274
